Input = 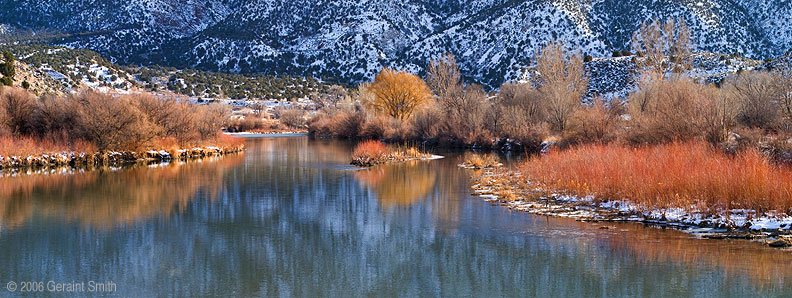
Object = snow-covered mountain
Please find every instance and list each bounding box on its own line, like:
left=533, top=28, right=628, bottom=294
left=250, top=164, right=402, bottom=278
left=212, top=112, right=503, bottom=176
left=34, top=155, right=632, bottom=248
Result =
left=1, top=0, right=790, bottom=87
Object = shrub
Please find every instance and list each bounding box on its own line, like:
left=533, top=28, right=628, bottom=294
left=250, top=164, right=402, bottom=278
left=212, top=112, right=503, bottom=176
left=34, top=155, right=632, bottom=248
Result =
left=383, top=118, right=413, bottom=141
left=726, top=71, right=784, bottom=131
left=307, top=113, right=334, bottom=137
left=351, top=140, right=388, bottom=165
left=561, top=99, right=620, bottom=146
left=72, top=91, right=158, bottom=151
left=225, top=115, right=270, bottom=132
left=360, top=116, right=389, bottom=140
left=435, top=84, right=488, bottom=142
left=329, top=109, right=365, bottom=138
left=0, top=87, right=36, bottom=134
left=521, top=142, right=792, bottom=215
left=627, top=78, right=723, bottom=145
left=30, top=94, right=80, bottom=137
left=491, top=82, right=544, bottom=137
left=410, top=104, right=443, bottom=141
left=194, top=103, right=230, bottom=138
left=278, top=108, right=307, bottom=128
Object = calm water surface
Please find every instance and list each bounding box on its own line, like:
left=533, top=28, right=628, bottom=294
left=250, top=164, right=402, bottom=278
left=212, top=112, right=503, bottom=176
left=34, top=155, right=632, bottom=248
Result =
left=1, top=136, right=792, bottom=297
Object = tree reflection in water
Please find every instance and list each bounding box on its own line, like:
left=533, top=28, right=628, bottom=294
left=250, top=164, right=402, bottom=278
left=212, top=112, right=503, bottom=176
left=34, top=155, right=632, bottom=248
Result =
left=0, top=154, right=243, bottom=230
left=0, top=137, right=791, bottom=296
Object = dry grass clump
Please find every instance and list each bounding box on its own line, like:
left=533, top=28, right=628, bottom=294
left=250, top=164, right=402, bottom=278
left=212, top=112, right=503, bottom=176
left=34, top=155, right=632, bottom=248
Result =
left=521, top=142, right=792, bottom=215
left=0, top=135, right=96, bottom=157
left=461, top=152, right=501, bottom=169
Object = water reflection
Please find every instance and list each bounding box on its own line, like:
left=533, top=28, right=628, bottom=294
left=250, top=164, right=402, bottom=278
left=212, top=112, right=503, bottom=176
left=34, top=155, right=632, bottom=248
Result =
left=0, top=137, right=791, bottom=297
left=354, top=160, right=437, bottom=207
left=0, top=155, right=243, bottom=230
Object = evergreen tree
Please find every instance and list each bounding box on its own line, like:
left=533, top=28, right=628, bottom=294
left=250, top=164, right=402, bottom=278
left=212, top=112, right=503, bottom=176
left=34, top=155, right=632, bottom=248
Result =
left=1, top=51, right=15, bottom=78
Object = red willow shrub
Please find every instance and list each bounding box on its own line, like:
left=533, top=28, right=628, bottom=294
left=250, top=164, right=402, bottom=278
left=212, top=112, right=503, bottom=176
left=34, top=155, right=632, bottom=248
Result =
left=521, top=142, right=792, bottom=215
left=351, top=140, right=388, bottom=166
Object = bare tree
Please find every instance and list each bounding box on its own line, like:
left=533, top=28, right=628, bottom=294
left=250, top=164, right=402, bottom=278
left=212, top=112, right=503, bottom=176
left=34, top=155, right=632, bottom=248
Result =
left=535, top=42, right=588, bottom=132
left=0, top=87, right=35, bottom=134
left=728, top=71, right=784, bottom=130
left=426, top=53, right=462, bottom=99
left=631, top=18, right=693, bottom=80
left=310, top=85, right=348, bottom=109
left=778, top=55, right=792, bottom=129
left=326, top=85, right=348, bottom=108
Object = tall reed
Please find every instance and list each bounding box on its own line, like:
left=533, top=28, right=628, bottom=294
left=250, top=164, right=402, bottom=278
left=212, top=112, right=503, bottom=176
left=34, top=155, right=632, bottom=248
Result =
left=521, top=142, right=792, bottom=215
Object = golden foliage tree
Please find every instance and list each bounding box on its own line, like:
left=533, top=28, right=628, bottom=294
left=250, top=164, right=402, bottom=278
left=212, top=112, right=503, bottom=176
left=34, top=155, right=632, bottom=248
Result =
left=366, top=68, right=432, bottom=120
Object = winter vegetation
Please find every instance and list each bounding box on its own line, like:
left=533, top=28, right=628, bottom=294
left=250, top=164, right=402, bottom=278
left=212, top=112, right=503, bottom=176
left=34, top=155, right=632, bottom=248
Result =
left=0, top=44, right=333, bottom=100
left=0, top=86, right=243, bottom=170
left=311, top=18, right=792, bottom=233
left=522, top=142, right=792, bottom=214
left=351, top=140, right=436, bottom=167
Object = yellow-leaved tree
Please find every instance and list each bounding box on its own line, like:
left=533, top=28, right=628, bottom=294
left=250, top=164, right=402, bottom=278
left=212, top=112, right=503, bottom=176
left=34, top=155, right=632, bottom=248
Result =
left=366, top=68, right=432, bottom=120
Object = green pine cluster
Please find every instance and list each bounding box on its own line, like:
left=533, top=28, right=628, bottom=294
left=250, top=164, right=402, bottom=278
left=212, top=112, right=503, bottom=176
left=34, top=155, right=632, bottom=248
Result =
left=0, top=51, right=15, bottom=86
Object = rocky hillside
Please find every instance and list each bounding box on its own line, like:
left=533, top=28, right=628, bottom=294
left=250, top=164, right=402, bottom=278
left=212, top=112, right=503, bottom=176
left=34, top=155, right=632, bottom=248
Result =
left=1, top=44, right=331, bottom=100
left=1, top=0, right=790, bottom=87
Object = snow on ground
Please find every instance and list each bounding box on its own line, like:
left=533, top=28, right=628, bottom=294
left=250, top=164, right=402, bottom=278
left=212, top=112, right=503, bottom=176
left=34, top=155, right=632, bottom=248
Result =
left=495, top=192, right=792, bottom=232
left=471, top=171, right=792, bottom=236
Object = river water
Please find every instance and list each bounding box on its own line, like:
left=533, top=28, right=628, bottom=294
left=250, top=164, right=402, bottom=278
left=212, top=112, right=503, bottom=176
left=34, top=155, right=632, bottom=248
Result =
left=0, top=136, right=791, bottom=297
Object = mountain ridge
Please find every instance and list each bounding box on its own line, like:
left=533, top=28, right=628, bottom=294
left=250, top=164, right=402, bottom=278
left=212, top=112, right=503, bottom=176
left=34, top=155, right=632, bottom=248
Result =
left=1, top=0, right=789, bottom=87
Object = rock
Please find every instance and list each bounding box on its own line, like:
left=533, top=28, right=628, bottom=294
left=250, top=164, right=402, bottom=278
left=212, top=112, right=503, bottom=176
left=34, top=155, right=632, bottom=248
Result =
left=767, top=238, right=792, bottom=248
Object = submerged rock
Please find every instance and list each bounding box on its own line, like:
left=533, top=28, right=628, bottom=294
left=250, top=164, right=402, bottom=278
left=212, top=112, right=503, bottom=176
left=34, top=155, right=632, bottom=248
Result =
left=768, top=238, right=792, bottom=248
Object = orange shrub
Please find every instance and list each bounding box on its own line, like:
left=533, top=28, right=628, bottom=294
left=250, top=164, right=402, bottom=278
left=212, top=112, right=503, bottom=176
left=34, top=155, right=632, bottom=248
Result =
left=351, top=140, right=388, bottom=165
left=522, top=142, right=792, bottom=214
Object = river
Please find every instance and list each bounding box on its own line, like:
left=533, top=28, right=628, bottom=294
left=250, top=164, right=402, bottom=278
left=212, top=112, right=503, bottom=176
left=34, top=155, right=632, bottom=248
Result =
left=0, top=136, right=790, bottom=297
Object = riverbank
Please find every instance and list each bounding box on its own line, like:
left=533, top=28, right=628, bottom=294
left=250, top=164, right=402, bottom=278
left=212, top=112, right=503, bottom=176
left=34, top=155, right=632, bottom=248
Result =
left=462, top=143, right=792, bottom=248
left=0, top=142, right=244, bottom=174
left=470, top=168, right=792, bottom=247
left=225, top=130, right=307, bottom=136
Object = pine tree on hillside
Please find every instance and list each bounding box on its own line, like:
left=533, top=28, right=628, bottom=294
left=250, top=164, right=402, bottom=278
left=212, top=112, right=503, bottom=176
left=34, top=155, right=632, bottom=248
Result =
left=0, top=51, right=15, bottom=86
left=1, top=51, right=15, bottom=78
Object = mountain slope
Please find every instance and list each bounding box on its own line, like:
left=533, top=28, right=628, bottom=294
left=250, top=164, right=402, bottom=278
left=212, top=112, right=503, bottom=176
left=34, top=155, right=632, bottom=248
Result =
left=1, top=0, right=789, bottom=87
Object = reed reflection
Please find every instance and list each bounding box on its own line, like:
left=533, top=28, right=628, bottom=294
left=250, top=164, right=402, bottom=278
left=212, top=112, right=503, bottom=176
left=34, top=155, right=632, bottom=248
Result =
left=0, top=155, right=243, bottom=230
left=354, top=160, right=437, bottom=207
